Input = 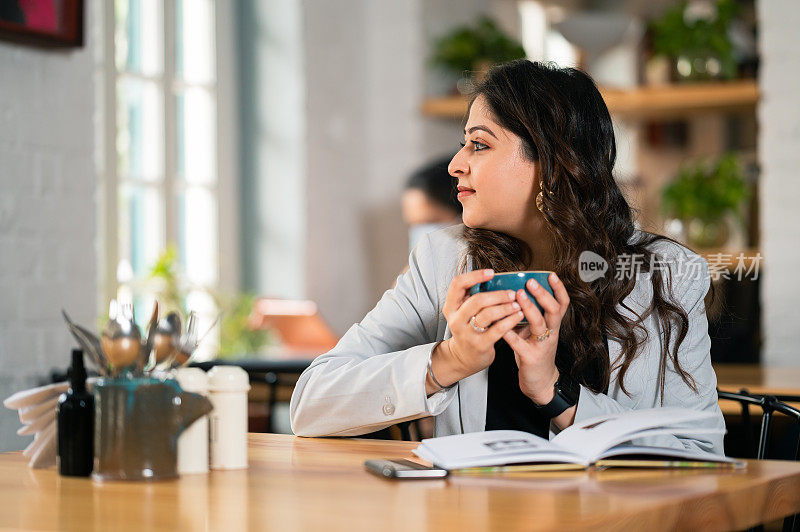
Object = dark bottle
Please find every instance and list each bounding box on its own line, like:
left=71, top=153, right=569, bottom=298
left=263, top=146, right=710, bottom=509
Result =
left=57, top=349, right=94, bottom=477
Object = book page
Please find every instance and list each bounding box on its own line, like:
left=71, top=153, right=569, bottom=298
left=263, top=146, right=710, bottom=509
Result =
left=550, top=407, right=718, bottom=462
left=412, top=430, right=584, bottom=469
left=598, top=444, right=738, bottom=464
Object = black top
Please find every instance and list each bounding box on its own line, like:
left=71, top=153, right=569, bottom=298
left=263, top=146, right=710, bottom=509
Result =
left=485, top=334, right=609, bottom=437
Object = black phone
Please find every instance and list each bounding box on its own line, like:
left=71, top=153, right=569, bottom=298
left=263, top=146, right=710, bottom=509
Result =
left=364, top=458, right=449, bottom=480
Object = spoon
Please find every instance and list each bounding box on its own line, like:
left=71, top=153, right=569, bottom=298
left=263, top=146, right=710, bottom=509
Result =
left=152, top=311, right=182, bottom=370
left=61, top=310, right=108, bottom=375
left=101, top=300, right=142, bottom=376
left=172, top=312, right=221, bottom=369
left=171, top=311, right=198, bottom=367
left=138, top=301, right=159, bottom=375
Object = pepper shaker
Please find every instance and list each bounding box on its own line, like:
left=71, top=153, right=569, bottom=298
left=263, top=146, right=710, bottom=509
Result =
left=207, top=366, right=250, bottom=469
left=175, top=368, right=210, bottom=474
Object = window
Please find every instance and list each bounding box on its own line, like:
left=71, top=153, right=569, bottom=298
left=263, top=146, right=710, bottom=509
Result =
left=99, top=0, right=237, bottom=358
left=518, top=1, right=578, bottom=66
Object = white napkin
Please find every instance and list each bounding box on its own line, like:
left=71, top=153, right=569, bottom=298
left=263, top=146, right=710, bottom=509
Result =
left=3, top=378, right=96, bottom=469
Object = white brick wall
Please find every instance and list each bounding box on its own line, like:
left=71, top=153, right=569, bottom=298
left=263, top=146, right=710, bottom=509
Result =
left=300, top=0, right=489, bottom=335
left=0, top=6, right=97, bottom=451
left=757, top=0, right=800, bottom=366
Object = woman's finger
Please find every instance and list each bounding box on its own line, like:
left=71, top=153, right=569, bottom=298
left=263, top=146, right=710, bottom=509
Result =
left=485, top=309, right=524, bottom=343
left=456, top=290, right=517, bottom=324
left=502, top=327, right=526, bottom=352
left=526, top=278, right=561, bottom=330
left=516, top=289, right=547, bottom=333
left=472, top=301, right=521, bottom=329
left=526, top=278, right=560, bottom=316
left=549, top=272, right=570, bottom=314
left=516, top=326, right=532, bottom=341
left=443, top=269, right=494, bottom=315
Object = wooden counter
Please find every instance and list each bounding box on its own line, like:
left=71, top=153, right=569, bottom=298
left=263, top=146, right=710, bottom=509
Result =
left=2, top=434, right=800, bottom=531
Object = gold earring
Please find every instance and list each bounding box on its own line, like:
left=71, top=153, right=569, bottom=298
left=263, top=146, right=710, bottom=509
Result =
left=536, top=191, right=544, bottom=212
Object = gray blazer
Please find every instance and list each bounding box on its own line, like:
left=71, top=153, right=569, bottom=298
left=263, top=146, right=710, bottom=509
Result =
left=290, top=224, right=725, bottom=454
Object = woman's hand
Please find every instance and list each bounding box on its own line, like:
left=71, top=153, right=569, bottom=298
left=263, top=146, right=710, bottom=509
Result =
left=502, top=273, right=571, bottom=405
left=427, top=269, right=524, bottom=393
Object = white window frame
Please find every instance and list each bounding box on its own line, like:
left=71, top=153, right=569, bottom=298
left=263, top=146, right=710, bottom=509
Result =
left=97, top=0, right=239, bottom=313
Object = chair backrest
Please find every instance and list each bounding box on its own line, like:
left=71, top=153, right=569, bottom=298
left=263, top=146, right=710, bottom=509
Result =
left=250, top=298, right=339, bottom=353
left=717, top=389, right=800, bottom=461
left=718, top=390, right=800, bottom=532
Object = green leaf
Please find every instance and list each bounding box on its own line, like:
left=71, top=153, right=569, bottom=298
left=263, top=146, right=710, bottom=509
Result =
left=429, top=15, right=527, bottom=77
left=661, top=152, right=750, bottom=224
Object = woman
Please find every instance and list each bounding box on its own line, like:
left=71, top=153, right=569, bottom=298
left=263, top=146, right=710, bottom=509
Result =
left=290, top=60, right=724, bottom=453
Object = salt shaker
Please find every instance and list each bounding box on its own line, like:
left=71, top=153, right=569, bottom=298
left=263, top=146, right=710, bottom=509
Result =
left=175, top=368, right=210, bottom=475
left=207, top=366, right=250, bottom=469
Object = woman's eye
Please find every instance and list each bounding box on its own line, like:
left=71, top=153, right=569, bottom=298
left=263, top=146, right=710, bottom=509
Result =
left=472, top=141, right=488, bottom=151
left=459, top=140, right=488, bottom=151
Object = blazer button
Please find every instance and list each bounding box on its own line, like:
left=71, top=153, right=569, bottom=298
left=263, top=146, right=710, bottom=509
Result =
left=382, top=396, right=395, bottom=416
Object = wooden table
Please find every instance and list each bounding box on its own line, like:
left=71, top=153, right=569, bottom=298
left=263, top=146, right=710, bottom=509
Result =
left=715, top=364, right=800, bottom=415
left=2, top=434, right=800, bottom=531
left=714, top=364, right=800, bottom=398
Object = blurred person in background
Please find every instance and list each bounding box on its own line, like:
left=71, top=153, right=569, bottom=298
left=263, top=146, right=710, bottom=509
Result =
left=402, top=156, right=463, bottom=254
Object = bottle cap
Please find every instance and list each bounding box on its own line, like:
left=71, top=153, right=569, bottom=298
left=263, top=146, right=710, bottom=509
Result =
left=174, top=367, right=209, bottom=394
left=207, top=366, right=251, bottom=392
left=69, top=349, right=87, bottom=390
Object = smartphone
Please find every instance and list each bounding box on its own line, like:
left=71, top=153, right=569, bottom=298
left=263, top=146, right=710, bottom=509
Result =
left=364, top=458, right=449, bottom=479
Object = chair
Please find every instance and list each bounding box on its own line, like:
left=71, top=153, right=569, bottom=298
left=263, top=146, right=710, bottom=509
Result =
left=250, top=298, right=339, bottom=353
left=717, top=389, right=800, bottom=532
left=247, top=299, right=428, bottom=440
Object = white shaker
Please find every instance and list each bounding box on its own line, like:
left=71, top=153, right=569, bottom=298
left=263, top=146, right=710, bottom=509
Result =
left=207, top=366, right=250, bottom=469
left=175, top=368, right=210, bottom=475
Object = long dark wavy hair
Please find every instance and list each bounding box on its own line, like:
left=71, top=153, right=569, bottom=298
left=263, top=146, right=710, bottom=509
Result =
left=460, top=60, right=712, bottom=398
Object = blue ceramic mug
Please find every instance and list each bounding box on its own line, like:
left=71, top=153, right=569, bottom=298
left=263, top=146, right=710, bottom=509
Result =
left=469, top=271, right=554, bottom=324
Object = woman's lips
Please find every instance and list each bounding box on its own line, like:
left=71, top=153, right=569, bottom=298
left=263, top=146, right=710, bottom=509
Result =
left=457, top=186, right=475, bottom=199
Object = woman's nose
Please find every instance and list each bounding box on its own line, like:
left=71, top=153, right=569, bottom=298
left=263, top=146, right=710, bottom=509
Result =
left=448, top=150, right=468, bottom=177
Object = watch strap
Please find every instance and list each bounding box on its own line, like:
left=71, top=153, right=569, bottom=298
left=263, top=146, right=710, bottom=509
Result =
left=534, top=373, right=580, bottom=419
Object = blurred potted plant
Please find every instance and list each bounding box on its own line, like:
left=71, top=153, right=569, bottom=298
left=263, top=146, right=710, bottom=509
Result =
left=215, top=292, right=275, bottom=360
left=648, top=0, right=739, bottom=82
left=148, top=246, right=186, bottom=315
left=147, top=247, right=276, bottom=360
left=661, top=153, right=749, bottom=249
left=430, top=15, right=526, bottom=93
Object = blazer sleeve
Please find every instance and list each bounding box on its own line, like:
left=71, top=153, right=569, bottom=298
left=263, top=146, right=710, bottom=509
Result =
left=568, top=256, right=726, bottom=455
left=290, top=233, right=458, bottom=437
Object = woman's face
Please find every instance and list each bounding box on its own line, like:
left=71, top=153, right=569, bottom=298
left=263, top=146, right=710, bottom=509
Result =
left=448, top=95, right=540, bottom=234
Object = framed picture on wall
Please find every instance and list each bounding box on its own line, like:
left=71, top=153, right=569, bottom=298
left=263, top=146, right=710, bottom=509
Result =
left=0, top=0, right=83, bottom=48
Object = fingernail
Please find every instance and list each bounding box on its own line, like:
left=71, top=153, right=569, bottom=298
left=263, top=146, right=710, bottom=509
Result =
left=551, top=272, right=559, bottom=283
left=517, top=311, right=524, bottom=318
left=508, top=291, right=516, bottom=300
left=512, top=302, right=520, bottom=310
left=528, top=279, right=539, bottom=289
left=484, top=269, right=494, bottom=277
left=517, top=289, right=525, bottom=299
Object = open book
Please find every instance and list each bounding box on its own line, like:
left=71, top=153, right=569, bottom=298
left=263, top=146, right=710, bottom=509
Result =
left=413, top=408, right=742, bottom=472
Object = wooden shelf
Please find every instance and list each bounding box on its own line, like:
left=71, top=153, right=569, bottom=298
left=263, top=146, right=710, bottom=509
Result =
left=421, top=80, right=759, bottom=120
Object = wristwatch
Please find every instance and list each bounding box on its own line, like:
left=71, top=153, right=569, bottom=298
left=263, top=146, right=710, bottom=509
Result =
left=533, top=372, right=580, bottom=419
